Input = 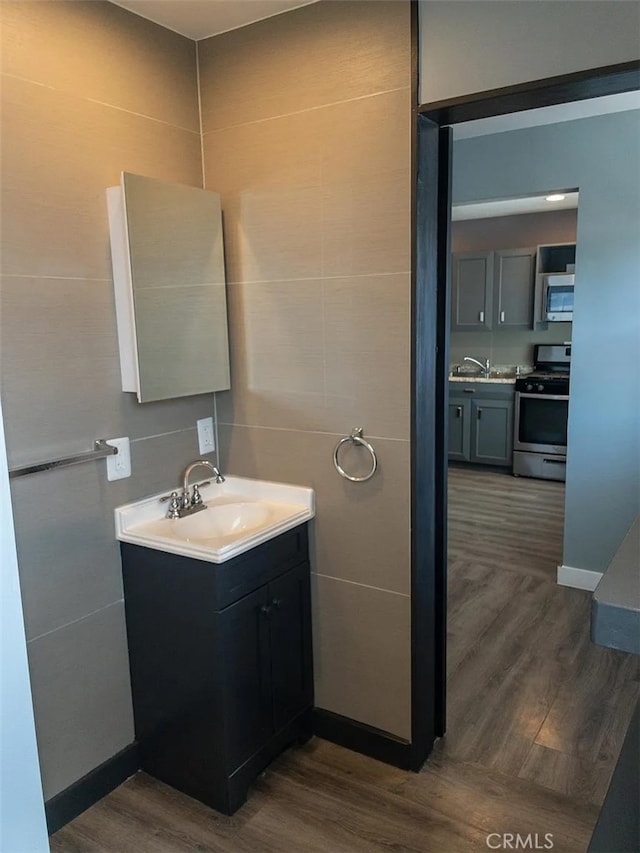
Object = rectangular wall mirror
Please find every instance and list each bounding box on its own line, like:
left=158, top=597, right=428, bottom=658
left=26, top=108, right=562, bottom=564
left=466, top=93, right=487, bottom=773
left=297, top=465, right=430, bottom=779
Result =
left=107, top=172, right=231, bottom=403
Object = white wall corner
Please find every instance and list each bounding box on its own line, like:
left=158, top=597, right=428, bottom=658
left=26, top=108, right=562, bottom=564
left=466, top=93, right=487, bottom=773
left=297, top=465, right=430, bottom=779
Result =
left=557, top=564, right=603, bottom=592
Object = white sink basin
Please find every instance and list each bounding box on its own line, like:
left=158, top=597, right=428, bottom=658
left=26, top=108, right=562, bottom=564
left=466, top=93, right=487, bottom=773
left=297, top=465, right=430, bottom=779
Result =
left=115, top=476, right=315, bottom=564
left=163, top=502, right=271, bottom=543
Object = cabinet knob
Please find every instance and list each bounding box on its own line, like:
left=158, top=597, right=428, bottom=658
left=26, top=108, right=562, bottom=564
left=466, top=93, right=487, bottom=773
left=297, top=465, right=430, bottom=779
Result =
left=479, top=311, right=484, bottom=323
left=477, top=407, right=482, bottom=420
left=272, top=598, right=282, bottom=610
left=456, top=406, right=462, bottom=418
left=500, top=311, right=506, bottom=323
left=260, top=604, right=271, bottom=617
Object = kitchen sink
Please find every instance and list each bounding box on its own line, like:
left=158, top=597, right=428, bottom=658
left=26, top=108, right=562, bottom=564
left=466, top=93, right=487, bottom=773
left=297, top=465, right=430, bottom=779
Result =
left=115, top=476, right=315, bottom=563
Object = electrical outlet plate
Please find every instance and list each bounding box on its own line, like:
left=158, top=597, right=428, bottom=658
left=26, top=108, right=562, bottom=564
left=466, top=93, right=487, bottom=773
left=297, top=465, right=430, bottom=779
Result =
left=197, top=417, right=215, bottom=454
left=106, top=437, right=131, bottom=481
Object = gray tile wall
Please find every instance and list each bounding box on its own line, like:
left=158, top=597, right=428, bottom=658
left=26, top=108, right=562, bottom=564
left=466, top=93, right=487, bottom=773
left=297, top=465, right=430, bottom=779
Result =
left=0, top=1, right=207, bottom=799
left=199, top=0, right=413, bottom=740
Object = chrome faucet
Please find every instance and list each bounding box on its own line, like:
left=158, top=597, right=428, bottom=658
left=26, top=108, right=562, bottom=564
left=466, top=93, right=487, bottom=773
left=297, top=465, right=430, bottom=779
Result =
left=183, top=459, right=225, bottom=498
left=165, top=460, right=225, bottom=519
left=464, top=356, right=491, bottom=377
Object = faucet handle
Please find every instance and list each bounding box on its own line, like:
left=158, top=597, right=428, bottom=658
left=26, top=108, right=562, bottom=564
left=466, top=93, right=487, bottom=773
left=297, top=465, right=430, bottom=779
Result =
left=167, top=491, right=181, bottom=519
left=191, top=483, right=203, bottom=506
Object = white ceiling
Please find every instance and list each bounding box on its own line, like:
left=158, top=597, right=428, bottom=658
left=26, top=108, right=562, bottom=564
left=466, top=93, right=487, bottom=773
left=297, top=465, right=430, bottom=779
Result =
left=452, top=192, right=579, bottom=222
left=111, top=0, right=319, bottom=40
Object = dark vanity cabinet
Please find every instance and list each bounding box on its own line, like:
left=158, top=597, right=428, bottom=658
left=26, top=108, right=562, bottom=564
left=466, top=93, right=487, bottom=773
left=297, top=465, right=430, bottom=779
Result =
left=121, top=524, right=313, bottom=815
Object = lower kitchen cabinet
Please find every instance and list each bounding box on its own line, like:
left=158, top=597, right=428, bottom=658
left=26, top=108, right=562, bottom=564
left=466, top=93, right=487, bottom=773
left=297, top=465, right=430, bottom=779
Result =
left=449, top=383, right=514, bottom=467
left=121, top=525, right=313, bottom=815
left=470, top=398, right=514, bottom=465
left=448, top=398, right=471, bottom=461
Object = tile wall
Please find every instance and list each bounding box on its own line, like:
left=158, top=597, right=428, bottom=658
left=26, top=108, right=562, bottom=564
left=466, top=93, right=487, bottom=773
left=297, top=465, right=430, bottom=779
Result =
left=198, top=0, right=413, bottom=739
left=0, top=1, right=209, bottom=798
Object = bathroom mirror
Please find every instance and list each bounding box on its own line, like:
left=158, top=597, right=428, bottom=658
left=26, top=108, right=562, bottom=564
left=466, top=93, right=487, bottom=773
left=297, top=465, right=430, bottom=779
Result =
left=107, top=172, right=231, bottom=403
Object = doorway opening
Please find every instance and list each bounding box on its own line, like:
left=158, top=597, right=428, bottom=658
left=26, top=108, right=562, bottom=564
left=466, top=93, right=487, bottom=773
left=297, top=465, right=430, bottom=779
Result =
left=413, top=69, right=640, bottom=813
left=448, top=187, right=579, bottom=576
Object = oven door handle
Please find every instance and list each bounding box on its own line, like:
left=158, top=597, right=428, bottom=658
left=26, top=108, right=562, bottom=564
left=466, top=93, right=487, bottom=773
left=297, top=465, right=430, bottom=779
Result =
left=515, top=393, right=570, bottom=402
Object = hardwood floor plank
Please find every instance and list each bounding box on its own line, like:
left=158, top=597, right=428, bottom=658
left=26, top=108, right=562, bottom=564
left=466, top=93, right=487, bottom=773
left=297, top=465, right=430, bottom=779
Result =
left=403, top=752, right=598, bottom=853
left=518, top=743, right=612, bottom=807
left=535, top=643, right=640, bottom=761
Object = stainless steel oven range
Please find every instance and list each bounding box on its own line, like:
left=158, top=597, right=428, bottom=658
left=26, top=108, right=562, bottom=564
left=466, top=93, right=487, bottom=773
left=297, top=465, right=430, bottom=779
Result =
left=513, top=344, right=571, bottom=482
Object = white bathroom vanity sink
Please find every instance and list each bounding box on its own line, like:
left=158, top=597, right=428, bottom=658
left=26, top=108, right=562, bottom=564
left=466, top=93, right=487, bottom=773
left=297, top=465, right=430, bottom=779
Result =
left=115, top=476, right=315, bottom=563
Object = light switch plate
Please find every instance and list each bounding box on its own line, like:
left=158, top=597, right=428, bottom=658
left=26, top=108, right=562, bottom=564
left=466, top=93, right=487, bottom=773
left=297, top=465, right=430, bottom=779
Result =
left=106, top=437, right=131, bottom=481
left=197, top=417, right=215, bottom=454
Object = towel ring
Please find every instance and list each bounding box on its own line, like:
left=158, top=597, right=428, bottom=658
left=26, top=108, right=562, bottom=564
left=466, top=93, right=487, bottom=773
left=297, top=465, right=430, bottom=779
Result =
left=333, top=428, right=378, bottom=483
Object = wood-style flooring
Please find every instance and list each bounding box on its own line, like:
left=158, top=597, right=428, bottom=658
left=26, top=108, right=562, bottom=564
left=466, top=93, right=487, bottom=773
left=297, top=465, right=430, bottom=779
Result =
left=52, top=466, right=639, bottom=853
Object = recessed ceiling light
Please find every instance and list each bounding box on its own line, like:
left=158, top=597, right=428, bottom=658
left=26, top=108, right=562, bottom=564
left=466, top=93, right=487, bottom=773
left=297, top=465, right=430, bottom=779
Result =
left=546, top=193, right=566, bottom=202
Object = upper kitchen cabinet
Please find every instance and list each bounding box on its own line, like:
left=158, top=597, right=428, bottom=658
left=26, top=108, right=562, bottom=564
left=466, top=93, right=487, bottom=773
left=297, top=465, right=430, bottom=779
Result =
left=451, top=247, right=535, bottom=332
left=107, top=173, right=231, bottom=403
left=451, top=251, right=494, bottom=331
left=493, top=247, right=536, bottom=330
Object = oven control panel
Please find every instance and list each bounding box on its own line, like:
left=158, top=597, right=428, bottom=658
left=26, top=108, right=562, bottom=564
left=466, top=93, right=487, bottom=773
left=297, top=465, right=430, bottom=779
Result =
left=515, top=376, right=570, bottom=395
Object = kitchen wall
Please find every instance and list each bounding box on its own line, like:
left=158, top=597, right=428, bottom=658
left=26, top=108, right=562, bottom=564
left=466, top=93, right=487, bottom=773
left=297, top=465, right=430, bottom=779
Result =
left=0, top=1, right=209, bottom=799
left=198, top=0, right=413, bottom=739
left=452, top=110, right=640, bottom=576
left=419, top=1, right=640, bottom=104
left=450, top=209, right=576, bottom=368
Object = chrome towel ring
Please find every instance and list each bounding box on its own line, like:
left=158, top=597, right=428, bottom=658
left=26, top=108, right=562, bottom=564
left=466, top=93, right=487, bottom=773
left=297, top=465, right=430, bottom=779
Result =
left=333, top=428, right=378, bottom=483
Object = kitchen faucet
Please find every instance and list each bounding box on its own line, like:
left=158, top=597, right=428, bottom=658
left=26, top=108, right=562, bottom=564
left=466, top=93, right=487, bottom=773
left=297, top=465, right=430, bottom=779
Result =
left=165, top=459, right=225, bottom=519
left=464, top=356, right=491, bottom=377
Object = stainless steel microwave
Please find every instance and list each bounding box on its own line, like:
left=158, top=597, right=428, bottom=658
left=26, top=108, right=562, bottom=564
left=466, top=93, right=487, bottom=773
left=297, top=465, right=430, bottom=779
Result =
left=543, top=274, right=574, bottom=322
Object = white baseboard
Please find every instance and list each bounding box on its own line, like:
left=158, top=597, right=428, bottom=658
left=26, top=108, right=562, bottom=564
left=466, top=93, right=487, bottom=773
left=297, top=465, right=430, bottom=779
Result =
left=557, top=565, right=603, bottom=591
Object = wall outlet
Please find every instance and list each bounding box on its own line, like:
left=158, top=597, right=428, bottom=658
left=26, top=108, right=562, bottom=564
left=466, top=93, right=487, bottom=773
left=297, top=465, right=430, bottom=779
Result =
left=197, top=417, right=215, bottom=454
left=106, top=437, right=131, bottom=481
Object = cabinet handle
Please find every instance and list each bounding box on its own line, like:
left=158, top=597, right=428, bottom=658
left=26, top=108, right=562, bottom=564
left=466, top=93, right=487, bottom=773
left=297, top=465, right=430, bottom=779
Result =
left=260, top=604, right=272, bottom=617
left=479, top=311, right=484, bottom=323
left=456, top=406, right=462, bottom=418
left=500, top=311, right=505, bottom=323
left=271, top=598, right=282, bottom=610
left=477, top=408, right=482, bottom=420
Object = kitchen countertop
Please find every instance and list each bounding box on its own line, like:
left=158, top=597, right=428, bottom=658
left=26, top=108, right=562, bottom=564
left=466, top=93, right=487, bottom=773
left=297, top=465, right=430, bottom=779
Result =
left=449, top=375, right=517, bottom=385
left=591, top=515, right=640, bottom=655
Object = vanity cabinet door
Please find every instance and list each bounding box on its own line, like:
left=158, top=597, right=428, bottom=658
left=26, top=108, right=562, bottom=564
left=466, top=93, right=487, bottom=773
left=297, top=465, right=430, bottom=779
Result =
left=269, top=563, right=313, bottom=732
left=218, top=586, right=274, bottom=771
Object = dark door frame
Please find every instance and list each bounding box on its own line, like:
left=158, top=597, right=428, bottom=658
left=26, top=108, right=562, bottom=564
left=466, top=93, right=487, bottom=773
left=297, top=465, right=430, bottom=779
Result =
left=410, top=59, right=640, bottom=771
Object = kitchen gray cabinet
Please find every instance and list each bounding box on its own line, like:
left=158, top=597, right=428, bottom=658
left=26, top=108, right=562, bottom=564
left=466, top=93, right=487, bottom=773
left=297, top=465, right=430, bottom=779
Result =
left=471, top=398, right=514, bottom=465
left=451, top=251, right=493, bottom=331
left=451, top=248, right=535, bottom=331
left=448, top=397, right=471, bottom=461
left=494, top=248, right=536, bottom=330
left=448, top=383, right=514, bottom=468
